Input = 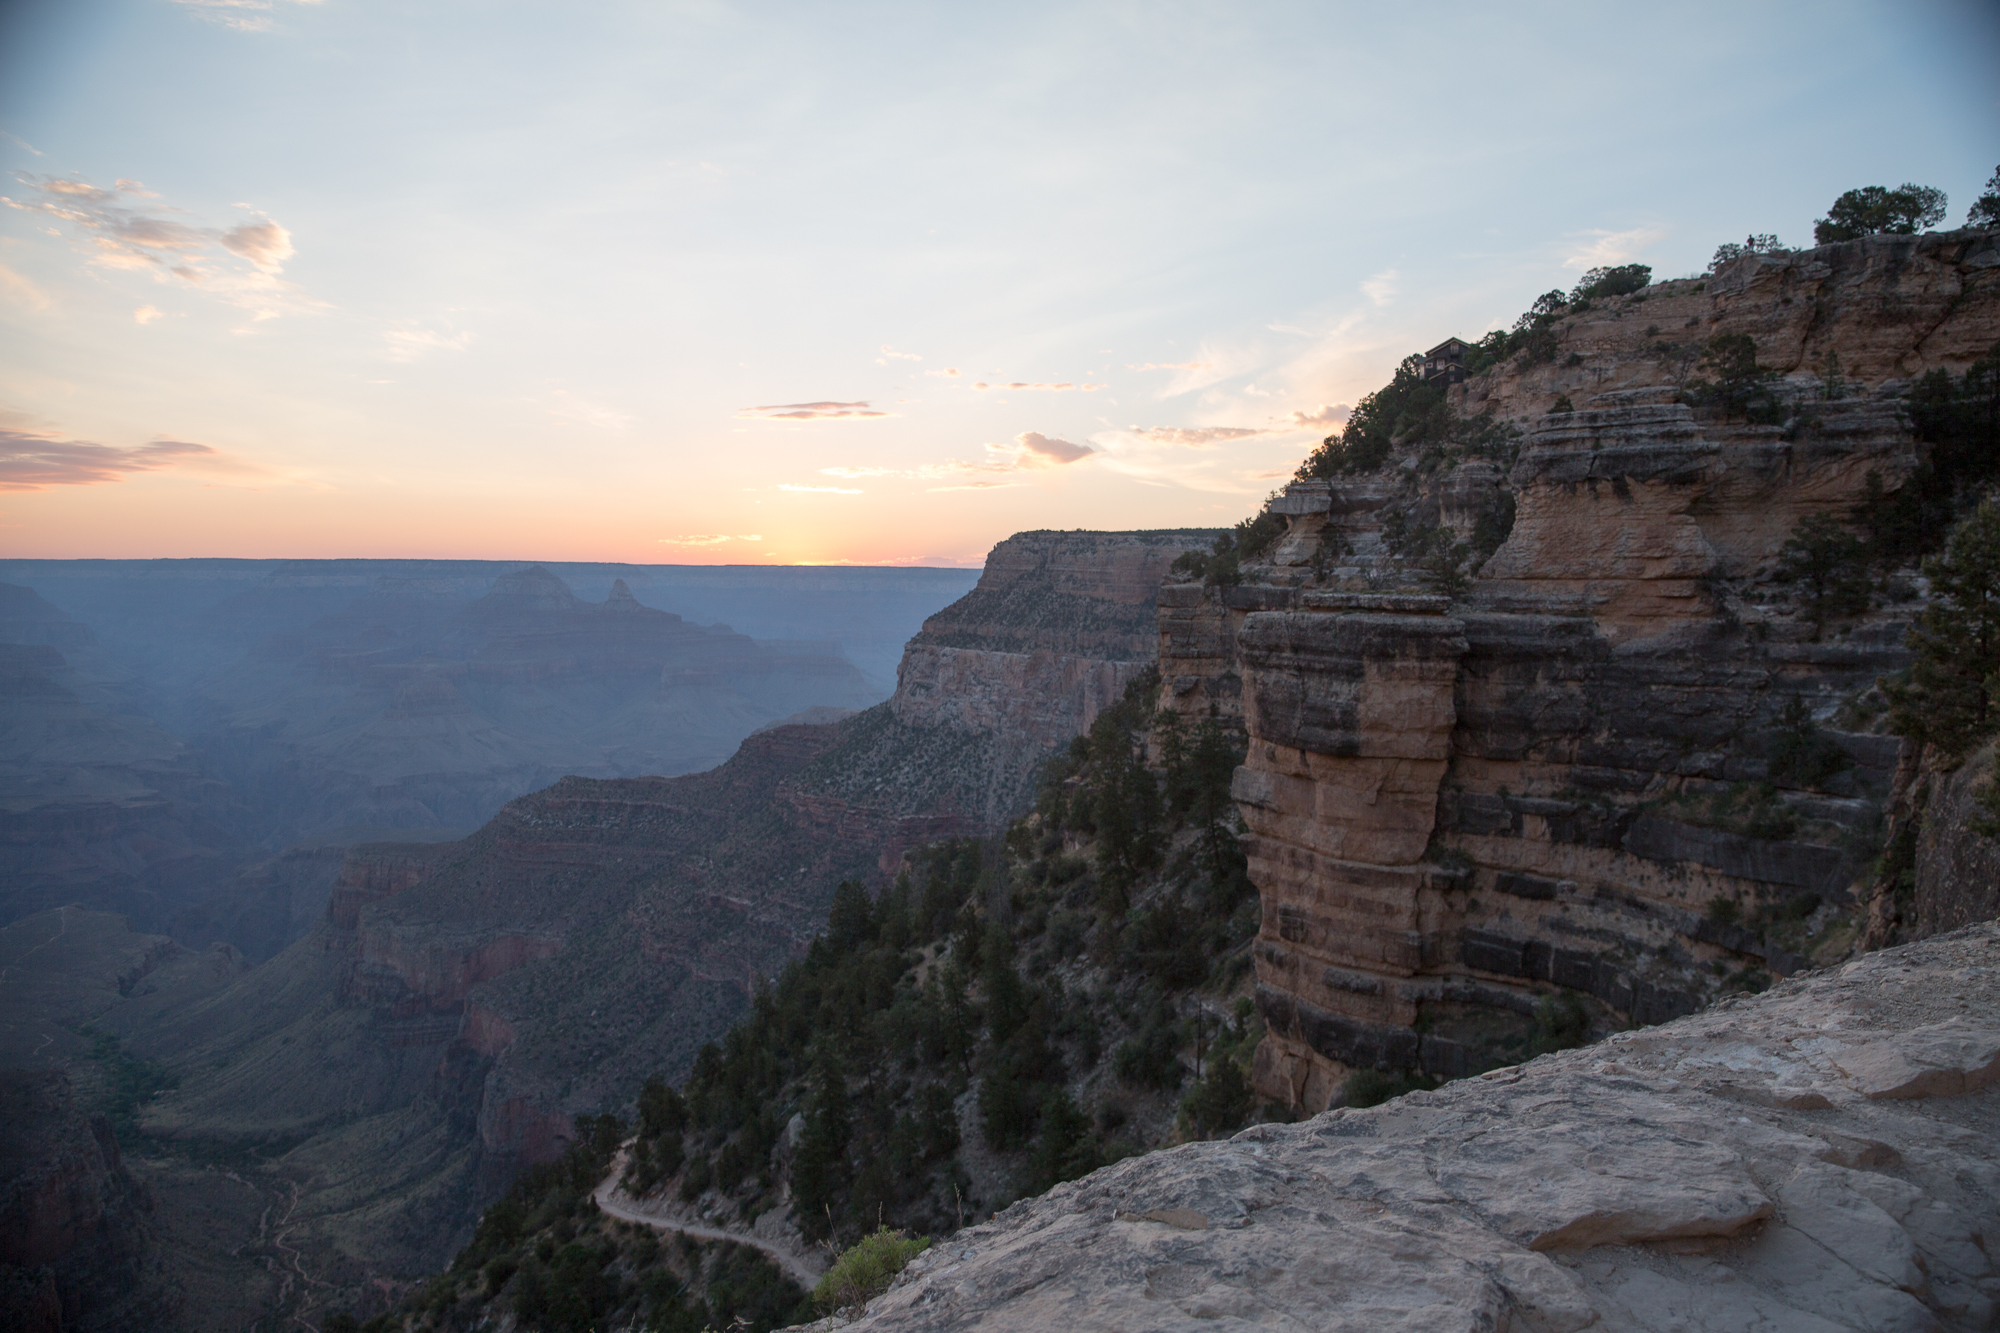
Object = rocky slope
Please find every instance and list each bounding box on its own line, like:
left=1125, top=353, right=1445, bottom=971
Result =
left=816, top=920, right=2000, bottom=1332
left=1157, top=228, right=2000, bottom=1111
left=786, top=530, right=1216, bottom=847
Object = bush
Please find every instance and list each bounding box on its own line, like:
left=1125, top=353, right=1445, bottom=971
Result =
left=1887, top=500, right=2000, bottom=755
left=1814, top=183, right=1947, bottom=243
left=1686, top=333, right=1781, bottom=423
left=1530, top=991, right=1591, bottom=1055
left=1569, top=263, right=1651, bottom=302
left=1970, top=166, right=2000, bottom=229
left=1179, top=1056, right=1254, bottom=1139
left=812, top=1227, right=930, bottom=1312
left=1708, top=233, right=1786, bottom=272
left=1341, top=1068, right=1433, bottom=1109
left=1767, top=697, right=1850, bottom=788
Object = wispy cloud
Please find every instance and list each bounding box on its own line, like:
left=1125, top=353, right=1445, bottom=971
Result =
left=3, top=174, right=322, bottom=319
left=1360, top=268, right=1399, bottom=307
left=1126, top=425, right=1265, bottom=447
left=1126, top=361, right=1212, bottom=372
left=819, top=429, right=1099, bottom=490
left=1563, top=227, right=1666, bottom=271
left=878, top=345, right=922, bottom=363
left=2, top=132, right=41, bottom=157
left=169, top=0, right=323, bottom=33
left=778, top=483, right=864, bottom=493
left=970, top=380, right=1103, bottom=392
left=927, top=480, right=1023, bottom=492
left=134, top=305, right=163, bottom=324
left=383, top=324, right=470, bottom=362
left=0, top=427, right=216, bottom=490
left=659, top=533, right=764, bottom=546
left=737, top=400, right=890, bottom=420
left=0, top=264, right=50, bottom=311
left=543, top=390, right=632, bottom=429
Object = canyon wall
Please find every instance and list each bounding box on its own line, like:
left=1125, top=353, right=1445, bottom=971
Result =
left=785, top=529, right=1217, bottom=848
left=1160, top=228, right=2000, bottom=1112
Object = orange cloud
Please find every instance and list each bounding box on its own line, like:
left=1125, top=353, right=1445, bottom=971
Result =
left=1126, top=361, right=1212, bottom=372
left=1287, top=403, right=1351, bottom=429
left=0, top=429, right=217, bottom=490
left=737, top=401, right=890, bottom=420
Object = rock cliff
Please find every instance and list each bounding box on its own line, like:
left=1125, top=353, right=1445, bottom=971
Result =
left=1156, top=229, right=2000, bottom=1112
left=814, top=921, right=2000, bottom=1332
left=787, top=529, right=1217, bottom=845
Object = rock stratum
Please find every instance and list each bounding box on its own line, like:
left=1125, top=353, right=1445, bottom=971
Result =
left=816, top=921, right=2000, bottom=1332
left=783, top=529, right=1216, bottom=847
left=1155, top=228, right=2000, bottom=1112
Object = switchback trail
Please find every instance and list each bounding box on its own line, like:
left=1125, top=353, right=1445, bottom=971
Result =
left=591, top=1150, right=825, bottom=1290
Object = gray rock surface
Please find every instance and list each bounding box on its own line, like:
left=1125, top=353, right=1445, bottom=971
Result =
left=815, top=922, right=2000, bottom=1331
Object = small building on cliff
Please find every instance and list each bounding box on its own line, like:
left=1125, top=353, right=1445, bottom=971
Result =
left=1421, top=336, right=1470, bottom=384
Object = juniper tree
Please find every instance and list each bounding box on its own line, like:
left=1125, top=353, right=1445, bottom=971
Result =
left=1887, top=500, right=2000, bottom=755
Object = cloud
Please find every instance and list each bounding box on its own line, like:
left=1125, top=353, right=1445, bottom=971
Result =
left=879, top=345, right=922, bottom=361
left=737, top=401, right=889, bottom=420
left=544, top=390, right=632, bottom=430
left=927, top=481, right=1023, bottom=492
left=169, top=0, right=322, bottom=32
left=1011, top=431, right=1095, bottom=464
left=1563, top=227, right=1667, bottom=271
left=928, top=368, right=962, bottom=378
left=1128, top=426, right=1266, bottom=447
left=4, top=174, right=321, bottom=319
left=779, top=483, right=864, bottom=494
left=1360, top=269, right=1399, bottom=307
left=0, top=264, right=50, bottom=311
left=820, top=466, right=903, bottom=478
left=970, top=381, right=1103, bottom=392
left=1286, top=404, right=1350, bottom=429
left=3, top=133, right=40, bottom=157
left=1126, top=361, right=1213, bottom=372
left=134, top=305, right=162, bottom=324
left=0, top=429, right=217, bottom=490
left=219, top=220, right=293, bottom=272
left=659, top=533, right=766, bottom=546
left=383, top=325, right=470, bottom=362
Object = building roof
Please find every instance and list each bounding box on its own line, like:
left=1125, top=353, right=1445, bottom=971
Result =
left=1425, top=336, right=1471, bottom=357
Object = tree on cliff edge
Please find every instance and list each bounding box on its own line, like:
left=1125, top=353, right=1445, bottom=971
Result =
left=1969, top=166, right=2000, bottom=229
left=1814, top=183, right=1947, bottom=244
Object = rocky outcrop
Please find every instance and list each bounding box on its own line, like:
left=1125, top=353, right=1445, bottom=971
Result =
left=813, top=921, right=2000, bottom=1332
left=0, top=1071, right=173, bottom=1333
left=790, top=530, right=1217, bottom=836
left=1164, top=230, right=2000, bottom=1112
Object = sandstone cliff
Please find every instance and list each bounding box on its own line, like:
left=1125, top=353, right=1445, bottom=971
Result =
left=813, top=921, right=2000, bottom=1332
left=1156, top=228, right=2000, bottom=1112
left=786, top=529, right=1217, bottom=848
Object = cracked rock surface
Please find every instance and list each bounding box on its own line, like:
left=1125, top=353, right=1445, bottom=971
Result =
left=810, top=922, right=2000, bottom=1331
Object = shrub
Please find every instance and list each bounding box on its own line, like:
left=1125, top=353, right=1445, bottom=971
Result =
left=1887, top=500, right=2000, bottom=755
left=1686, top=333, right=1781, bottom=423
left=1569, top=263, right=1651, bottom=302
left=812, top=1227, right=930, bottom=1312
left=1814, top=183, right=1947, bottom=244
left=1767, top=697, right=1850, bottom=788
left=1970, top=165, right=2000, bottom=229
left=1179, top=1055, right=1255, bottom=1139
left=1341, top=1068, right=1434, bottom=1109
left=1707, top=233, right=1786, bottom=272
left=1529, top=990, right=1591, bottom=1054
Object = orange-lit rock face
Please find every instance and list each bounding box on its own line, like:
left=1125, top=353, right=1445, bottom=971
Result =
left=1200, top=230, right=2000, bottom=1113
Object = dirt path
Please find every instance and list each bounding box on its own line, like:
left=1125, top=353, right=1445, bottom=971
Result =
left=592, top=1150, right=825, bottom=1290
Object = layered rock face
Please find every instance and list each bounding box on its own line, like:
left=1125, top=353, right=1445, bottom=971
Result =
left=820, top=922, right=2000, bottom=1333
left=1158, top=230, right=2000, bottom=1112
left=787, top=530, right=1216, bottom=841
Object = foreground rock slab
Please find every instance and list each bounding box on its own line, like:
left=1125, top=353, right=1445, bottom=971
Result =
left=817, top=923, right=2000, bottom=1331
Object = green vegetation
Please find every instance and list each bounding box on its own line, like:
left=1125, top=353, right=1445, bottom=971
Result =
left=77, top=1024, right=178, bottom=1146
left=1852, top=341, right=2000, bottom=569
left=812, top=1227, right=929, bottom=1313
left=1887, top=500, right=2000, bottom=757
left=1684, top=333, right=1782, bottom=423
left=333, top=1113, right=809, bottom=1333
left=1340, top=1068, right=1436, bottom=1109
left=1813, top=183, right=1947, bottom=244
left=1707, top=233, right=1786, bottom=271
left=1970, top=166, right=2000, bottom=229
left=1774, top=513, right=1870, bottom=639
left=1170, top=510, right=1286, bottom=585
left=1568, top=263, right=1651, bottom=302
left=1292, top=355, right=1514, bottom=479
left=1767, top=697, right=1852, bottom=788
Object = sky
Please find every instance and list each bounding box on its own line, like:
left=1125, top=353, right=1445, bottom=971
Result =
left=1, top=1, right=1995, bottom=567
